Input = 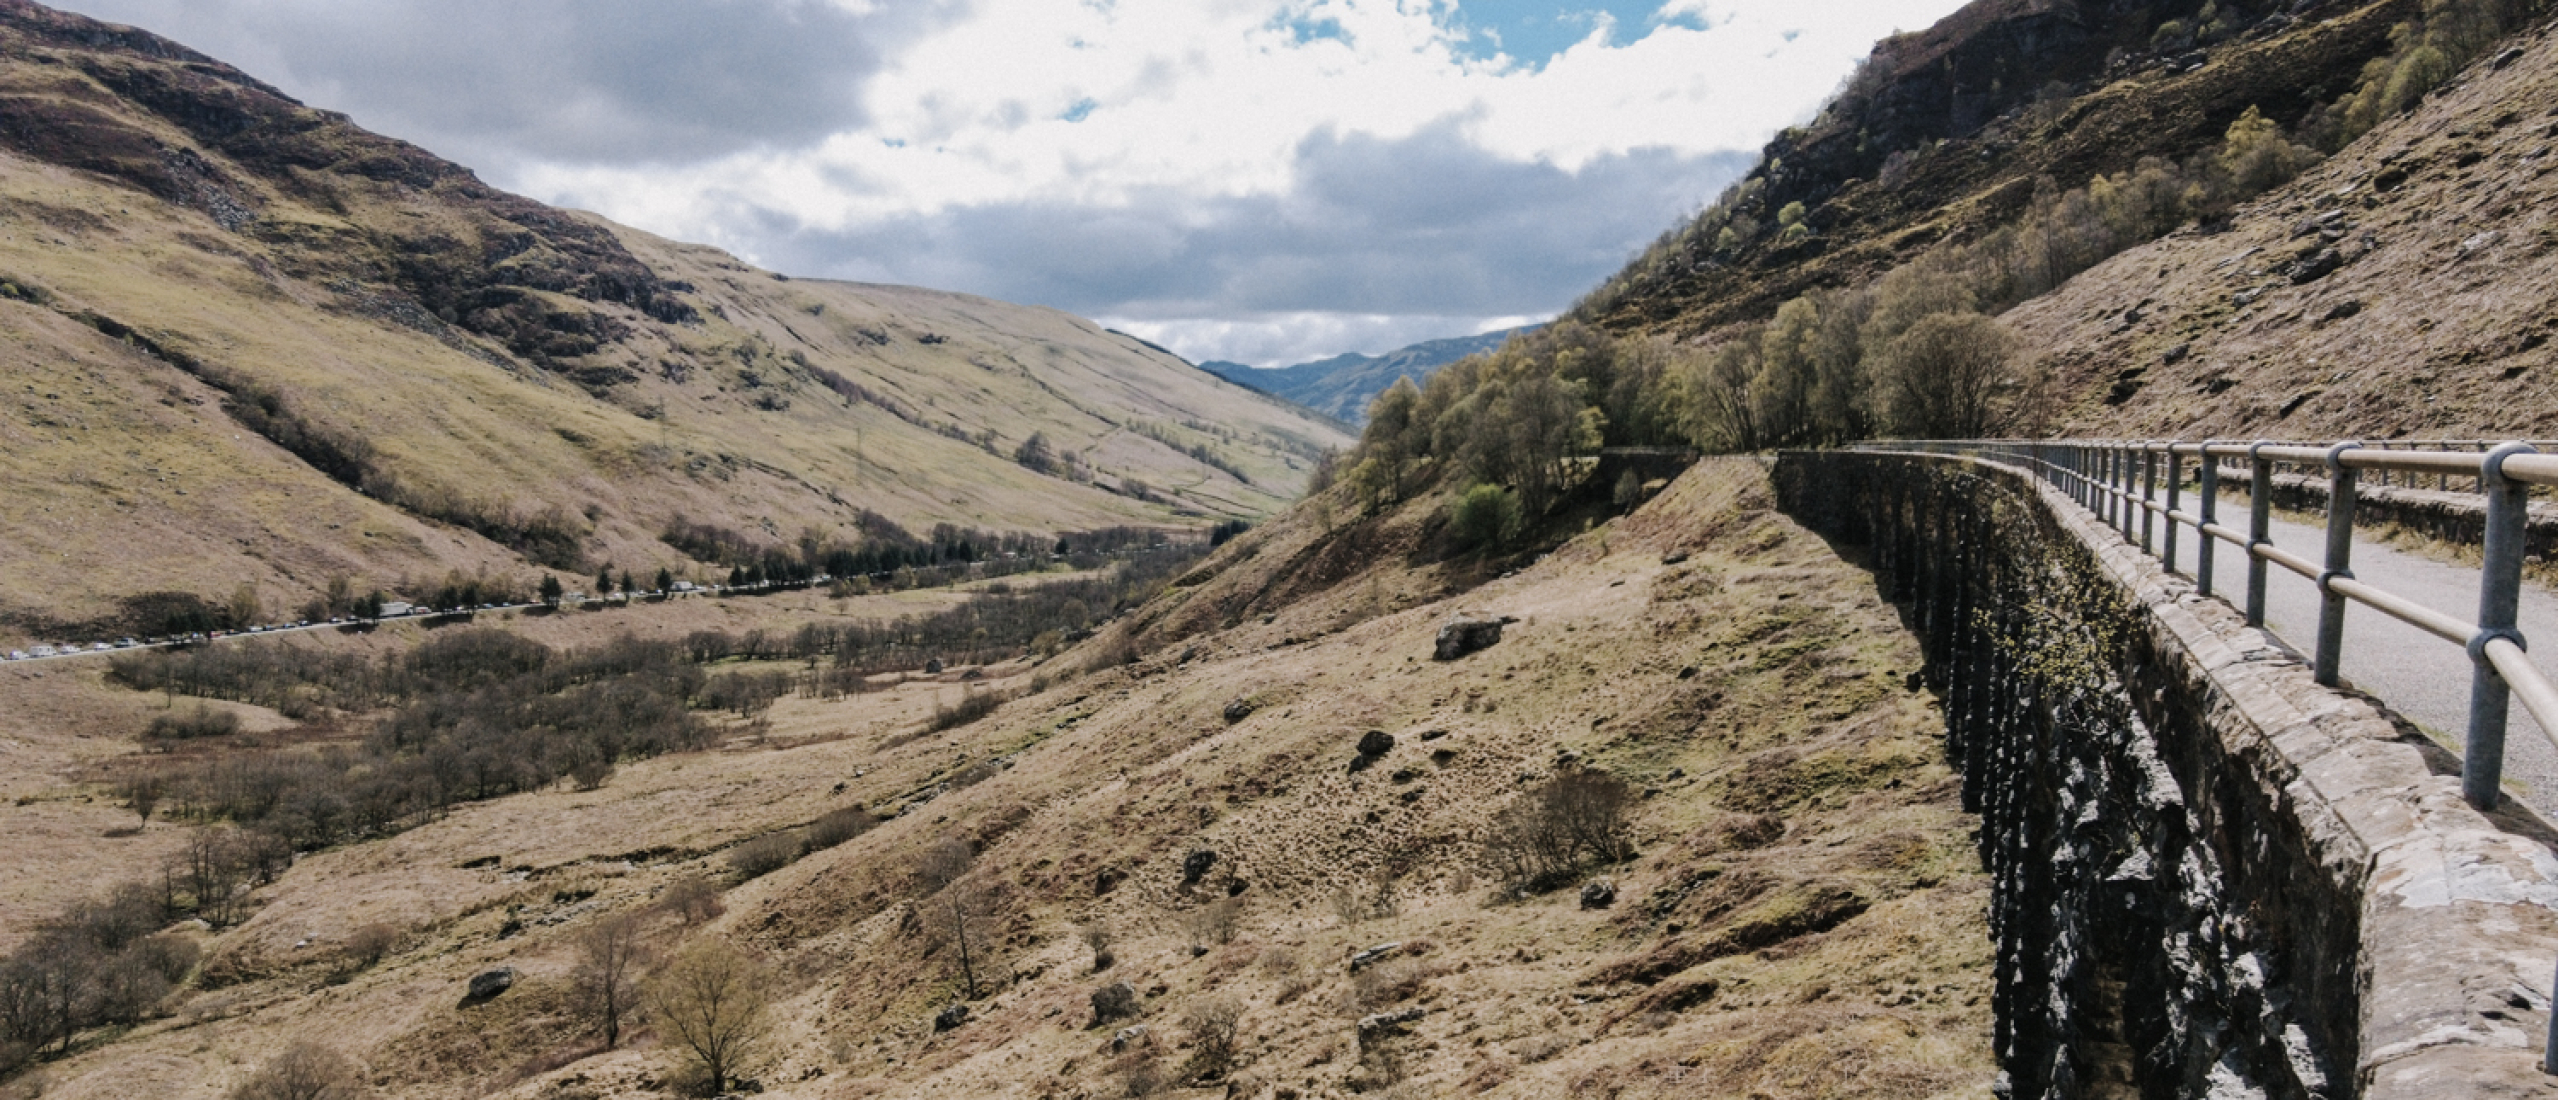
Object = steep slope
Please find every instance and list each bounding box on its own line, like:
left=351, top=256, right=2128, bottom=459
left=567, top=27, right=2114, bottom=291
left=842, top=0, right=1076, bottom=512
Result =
left=1575, top=0, right=2416, bottom=338
left=1204, top=325, right=1538, bottom=423
left=16, top=458, right=1995, bottom=1100
left=0, top=0, right=1349, bottom=643
left=2009, top=20, right=2558, bottom=438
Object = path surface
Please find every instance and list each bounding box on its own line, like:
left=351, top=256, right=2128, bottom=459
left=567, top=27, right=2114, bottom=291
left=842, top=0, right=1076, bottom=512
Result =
left=2157, top=494, right=2558, bottom=812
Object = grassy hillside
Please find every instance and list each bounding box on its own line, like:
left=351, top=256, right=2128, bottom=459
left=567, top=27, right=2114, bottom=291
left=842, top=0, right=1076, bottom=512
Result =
left=10, top=459, right=1996, bottom=1099
left=2008, top=17, right=2558, bottom=438
left=0, top=0, right=1349, bottom=644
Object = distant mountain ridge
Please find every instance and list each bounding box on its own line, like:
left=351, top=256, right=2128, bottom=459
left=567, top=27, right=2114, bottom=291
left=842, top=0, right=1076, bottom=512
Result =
left=1205, top=325, right=1540, bottom=422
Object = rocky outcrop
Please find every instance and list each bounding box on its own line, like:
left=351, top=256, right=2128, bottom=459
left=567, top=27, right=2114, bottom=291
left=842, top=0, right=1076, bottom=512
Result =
left=1433, top=615, right=1506, bottom=660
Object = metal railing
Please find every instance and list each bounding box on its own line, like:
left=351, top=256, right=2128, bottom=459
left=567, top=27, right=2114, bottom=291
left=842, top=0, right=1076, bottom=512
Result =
left=1858, top=438, right=2558, bottom=820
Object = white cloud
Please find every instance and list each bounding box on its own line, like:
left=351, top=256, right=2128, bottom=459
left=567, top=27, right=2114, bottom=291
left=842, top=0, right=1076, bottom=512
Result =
left=56, top=0, right=1970, bottom=365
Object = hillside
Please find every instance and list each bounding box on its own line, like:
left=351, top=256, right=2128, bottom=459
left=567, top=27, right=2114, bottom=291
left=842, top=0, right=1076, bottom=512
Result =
left=5, top=458, right=1997, bottom=1100
left=1203, top=326, right=1538, bottom=424
left=2008, top=16, right=2558, bottom=438
left=1574, top=0, right=2419, bottom=339
left=0, top=0, right=1350, bottom=646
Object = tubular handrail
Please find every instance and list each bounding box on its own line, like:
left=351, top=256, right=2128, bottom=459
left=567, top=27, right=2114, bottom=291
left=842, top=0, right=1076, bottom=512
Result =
left=1846, top=438, right=2558, bottom=802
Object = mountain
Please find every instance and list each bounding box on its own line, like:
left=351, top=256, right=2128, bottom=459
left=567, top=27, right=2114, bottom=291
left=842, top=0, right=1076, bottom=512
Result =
left=1575, top=0, right=2416, bottom=340
left=1203, top=324, right=1539, bottom=422
left=0, top=0, right=1350, bottom=643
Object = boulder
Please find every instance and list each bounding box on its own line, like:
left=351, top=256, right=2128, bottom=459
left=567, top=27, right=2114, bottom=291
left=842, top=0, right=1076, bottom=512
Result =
left=925, top=657, right=944, bottom=674
left=1356, top=730, right=1396, bottom=758
left=462, top=967, right=516, bottom=1005
left=1111, top=1024, right=1149, bottom=1052
left=934, top=1003, right=970, bottom=1031
left=1348, top=942, right=1402, bottom=972
left=1222, top=697, right=1257, bottom=724
left=1433, top=614, right=1507, bottom=660
left=1182, top=849, right=1217, bottom=885
left=1581, top=878, right=1617, bottom=910
left=1356, top=1007, right=1425, bottom=1046
left=1092, top=979, right=1139, bottom=1023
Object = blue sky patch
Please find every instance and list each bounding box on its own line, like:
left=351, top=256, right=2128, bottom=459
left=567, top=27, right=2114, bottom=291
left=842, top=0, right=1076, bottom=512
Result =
left=1443, top=1, right=1673, bottom=68
left=1062, top=98, right=1099, bottom=122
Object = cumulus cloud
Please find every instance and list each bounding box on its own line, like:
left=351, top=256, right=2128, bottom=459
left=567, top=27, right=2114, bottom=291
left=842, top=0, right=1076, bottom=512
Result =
left=54, top=0, right=1968, bottom=365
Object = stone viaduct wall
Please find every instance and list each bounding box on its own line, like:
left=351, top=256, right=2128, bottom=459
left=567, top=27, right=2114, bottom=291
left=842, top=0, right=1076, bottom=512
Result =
left=1773, top=450, right=2558, bottom=1100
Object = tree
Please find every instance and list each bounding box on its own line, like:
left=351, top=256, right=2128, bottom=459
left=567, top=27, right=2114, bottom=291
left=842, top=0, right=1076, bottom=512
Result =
left=595, top=564, right=616, bottom=596
left=1449, top=484, right=1522, bottom=551
left=538, top=574, right=564, bottom=608
left=1751, top=296, right=1820, bottom=446
left=227, top=1042, right=359, bottom=1100
left=656, top=567, right=675, bottom=592
left=646, top=939, right=772, bottom=1095
left=1872, top=311, right=2018, bottom=439
left=1014, top=432, right=1058, bottom=475
left=118, top=770, right=165, bottom=824
left=226, top=583, right=263, bottom=630
left=914, top=837, right=992, bottom=999
left=573, top=913, right=649, bottom=1049
left=1180, top=994, right=1246, bottom=1077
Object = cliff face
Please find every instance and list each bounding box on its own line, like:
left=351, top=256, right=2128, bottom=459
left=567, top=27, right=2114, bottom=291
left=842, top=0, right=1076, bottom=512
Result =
left=1578, top=0, right=2414, bottom=337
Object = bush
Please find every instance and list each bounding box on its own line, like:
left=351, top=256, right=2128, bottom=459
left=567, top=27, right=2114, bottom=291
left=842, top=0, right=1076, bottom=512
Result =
left=227, top=1042, right=359, bottom=1100
left=1448, top=484, right=1522, bottom=551
left=1483, top=770, right=1636, bottom=891
left=663, top=876, right=726, bottom=925
left=804, top=807, right=877, bottom=851
left=1180, top=995, right=1245, bottom=1077
left=727, top=832, right=801, bottom=879
left=926, top=689, right=1006, bottom=733
left=143, top=706, right=241, bottom=742
left=342, top=923, right=399, bottom=972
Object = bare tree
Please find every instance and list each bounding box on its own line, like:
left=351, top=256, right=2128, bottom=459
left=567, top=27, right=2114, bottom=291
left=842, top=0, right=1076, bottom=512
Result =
left=1180, top=994, right=1246, bottom=1077
left=340, top=923, right=398, bottom=974
left=661, top=876, right=725, bottom=926
left=117, top=770, right=165, bottom=824
left=914, top=838, right=992, bottom=999
left=646, top=938, right=772, bottom=1095
left=573, top=913, right=649, bottom=1049
left=227, top=1042, right=358, bottom=1100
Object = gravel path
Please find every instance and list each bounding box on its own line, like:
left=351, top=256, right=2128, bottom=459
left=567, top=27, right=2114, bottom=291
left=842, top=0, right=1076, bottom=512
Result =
left=2161, top=494, right=2558, bottom=812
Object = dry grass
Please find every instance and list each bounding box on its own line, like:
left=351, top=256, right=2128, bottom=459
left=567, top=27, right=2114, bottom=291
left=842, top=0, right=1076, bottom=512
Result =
left=12, top=459, right=1995, bottom=1099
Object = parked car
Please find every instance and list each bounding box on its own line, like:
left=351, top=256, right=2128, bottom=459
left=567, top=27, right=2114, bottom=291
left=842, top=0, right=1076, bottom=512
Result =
left=4, top=651, right=22, bottom=661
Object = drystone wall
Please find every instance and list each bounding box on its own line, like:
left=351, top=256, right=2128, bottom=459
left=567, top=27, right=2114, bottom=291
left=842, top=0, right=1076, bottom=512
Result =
left=1774, top=450, right=2558, bottom=1100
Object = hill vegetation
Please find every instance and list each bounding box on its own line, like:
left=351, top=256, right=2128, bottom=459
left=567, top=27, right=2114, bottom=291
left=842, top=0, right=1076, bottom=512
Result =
left=0, top=0, right=1349, bottom=646
left=1550, top=0, right=2557, bottom=444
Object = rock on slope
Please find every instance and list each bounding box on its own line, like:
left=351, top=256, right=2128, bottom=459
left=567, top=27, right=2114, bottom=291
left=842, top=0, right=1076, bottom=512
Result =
left=0, top=0, right=1349, bottom=641
left=22, top=459, right=1995, bottom=1099
left=2011, top=19, right=2558, bottom=438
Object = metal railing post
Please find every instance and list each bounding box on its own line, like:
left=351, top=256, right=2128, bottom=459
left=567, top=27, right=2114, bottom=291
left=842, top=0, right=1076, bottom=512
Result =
left=2165, top=443, right=2184, bottom=575
left=2247, top=440, right=2273, bottom=628
left=2141, top=443, right=2157, bottom=554
left=2464, top=441, right=2539, bottom=811
left=2198, top=443, right=2219, bottom=597
left=2315, top=443, right=2361, bottom=687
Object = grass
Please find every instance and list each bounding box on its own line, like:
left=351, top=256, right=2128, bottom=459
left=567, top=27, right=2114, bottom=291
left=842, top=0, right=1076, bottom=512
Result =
left=13, top=458, right=1997, bottom=1099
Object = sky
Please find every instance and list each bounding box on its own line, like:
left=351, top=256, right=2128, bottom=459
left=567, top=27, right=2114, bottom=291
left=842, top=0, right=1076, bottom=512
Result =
left=56, top=0, right=1968, bottom=367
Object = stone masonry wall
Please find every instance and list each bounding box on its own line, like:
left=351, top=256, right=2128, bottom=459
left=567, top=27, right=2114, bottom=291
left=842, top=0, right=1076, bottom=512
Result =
left=1774, top=450, right=2558, bottom=1100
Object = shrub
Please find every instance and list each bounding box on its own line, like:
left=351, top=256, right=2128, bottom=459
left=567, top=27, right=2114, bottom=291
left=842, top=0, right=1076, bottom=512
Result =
left=1185, top=898, right=1243, bottom=949
left=342, top=923, right=398, bottom=973
left=1449, top=483, right=1522, bottom=551
left=804, top=807, right=877, bottom=851
left=1483, top=770, right=1637, bottom=891
left=1180, top=995, right=1245, bottom=1077
left=227, top=1042, right=359, bottom=1100
left=143, top=706, right=241, bottom=742
left=927, top=689, right=1006, bottom=733
left=727, top=832, right=801, bottom=879
left=663, top=876, right=726, bottom=925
